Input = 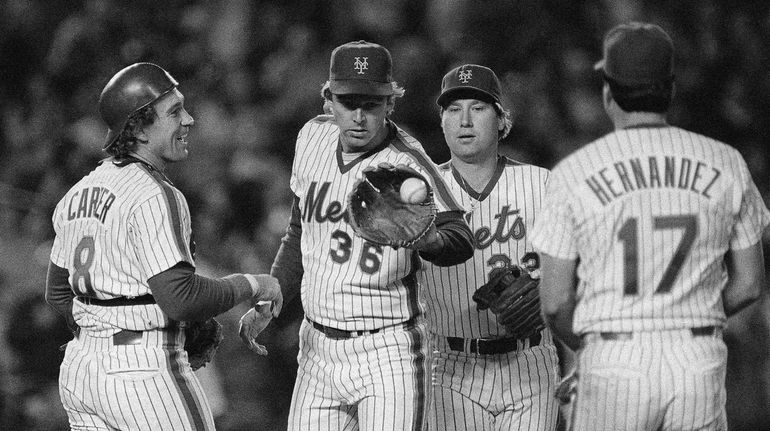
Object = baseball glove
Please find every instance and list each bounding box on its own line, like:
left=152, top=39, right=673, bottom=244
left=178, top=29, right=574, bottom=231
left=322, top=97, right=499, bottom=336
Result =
left=184, top=318, right=224, bottom=371
left=473, top=265, right=545, bottom=339
left=347, top=162, right=437, bottom=248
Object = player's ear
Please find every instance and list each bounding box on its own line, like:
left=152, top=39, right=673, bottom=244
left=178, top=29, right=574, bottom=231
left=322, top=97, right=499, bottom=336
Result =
left=602, top=84, right=613, bottom=110
left=133, top=126, right=150, bottom=144
left=385, top=96, right=396, bottom=116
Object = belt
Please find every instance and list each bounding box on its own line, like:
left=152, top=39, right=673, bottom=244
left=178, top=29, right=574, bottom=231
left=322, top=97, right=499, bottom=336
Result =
left=113, top=330, right=144, bottom=345
left=76, top=294, right=156, bottom=306
left=597, top=326, right=719, bottom=341
left=446, top=333, right=542, bottom=355
left=307, top=317, right=416, bottom=340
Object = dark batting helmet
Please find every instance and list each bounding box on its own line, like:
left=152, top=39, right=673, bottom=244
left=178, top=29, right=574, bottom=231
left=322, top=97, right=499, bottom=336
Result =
left=98, top=63, right=178, bottom=150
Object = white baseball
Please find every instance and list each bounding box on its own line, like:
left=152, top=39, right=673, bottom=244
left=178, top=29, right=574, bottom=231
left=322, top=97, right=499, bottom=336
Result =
left=400, top=177, right=428, bottom=204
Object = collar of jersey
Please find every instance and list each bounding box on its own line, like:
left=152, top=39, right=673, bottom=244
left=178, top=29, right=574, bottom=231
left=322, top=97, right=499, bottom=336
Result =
left=336, top=120, right=396, bottom=174
left=450, top=155, right=506, bottom=201
left=112, top=155, right=175, bottom=185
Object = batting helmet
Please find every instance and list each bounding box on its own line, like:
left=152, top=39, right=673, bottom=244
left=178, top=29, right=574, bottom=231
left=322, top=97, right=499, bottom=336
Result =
left=98, top=63, right=178, bottom=150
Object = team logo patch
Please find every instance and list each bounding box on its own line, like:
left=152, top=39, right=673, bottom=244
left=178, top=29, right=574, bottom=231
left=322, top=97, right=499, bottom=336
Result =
left=354, top=57, right=368, bottom=74
left=458, top=69, right=472, bottom=83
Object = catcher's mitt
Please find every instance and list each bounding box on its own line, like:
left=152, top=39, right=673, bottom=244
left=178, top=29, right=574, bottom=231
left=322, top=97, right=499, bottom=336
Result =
left=184, top=318, right=224, bottom=371
left=473, top=265, right=545, bottom=339
left=347, top=162, right=437, bottom=248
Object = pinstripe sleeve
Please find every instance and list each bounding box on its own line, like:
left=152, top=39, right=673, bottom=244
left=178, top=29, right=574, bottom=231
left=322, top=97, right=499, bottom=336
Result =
left=130, top=192, right=194, bottom=279
left=730, top=157, right=770, bottom=249
left=531, top=167, right=579, bottom=259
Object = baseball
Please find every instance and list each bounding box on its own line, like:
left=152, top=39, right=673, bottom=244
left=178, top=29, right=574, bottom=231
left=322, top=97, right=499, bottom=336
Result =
left=399, top=177, right=428, bottom=203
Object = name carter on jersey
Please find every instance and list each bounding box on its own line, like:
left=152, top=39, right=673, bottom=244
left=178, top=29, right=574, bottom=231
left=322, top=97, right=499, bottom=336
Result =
left=67, top=186, right=117, bottom=223
left=585, top=155, right=721, bottom=206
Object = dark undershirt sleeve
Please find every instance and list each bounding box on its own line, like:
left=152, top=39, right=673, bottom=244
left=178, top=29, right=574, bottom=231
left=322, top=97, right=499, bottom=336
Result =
left=270, top=194, right=304, bottom=307
left=149, top=262, right=253, bottom=321
left=45, top=261, right=78, bottom=333
left=419, top=210, right=475, bottom=266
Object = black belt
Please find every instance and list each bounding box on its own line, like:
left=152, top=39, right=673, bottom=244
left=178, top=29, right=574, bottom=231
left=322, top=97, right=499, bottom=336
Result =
left=307, top=317, right=416, bottom=340
left=446, top=333, right=542, bottom=355
left=598, top=326, right=718, bottom=341
left=112, top=330, right=144, bottom=345
left=76, top=294, right=156, bottom=306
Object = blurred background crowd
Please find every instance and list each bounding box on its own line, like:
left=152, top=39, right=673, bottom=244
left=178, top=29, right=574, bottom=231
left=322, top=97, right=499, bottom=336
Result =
left=1, top=0, right=770, bottom=429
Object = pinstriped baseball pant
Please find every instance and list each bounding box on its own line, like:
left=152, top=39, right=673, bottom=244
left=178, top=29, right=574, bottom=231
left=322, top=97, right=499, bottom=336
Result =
left=427, top=333, right=560, bottom=431
left=58, top=326, right=215, bottom=430
left=288, top=317, right=430, bottom=431
left=571, top=329, right=727, bottom=431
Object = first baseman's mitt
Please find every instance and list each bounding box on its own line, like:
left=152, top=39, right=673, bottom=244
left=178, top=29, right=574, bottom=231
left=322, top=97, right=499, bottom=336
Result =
left=184, top=318, right=224, bottom=371
left=347, top=163, right=437, bottom=248
left=473, top=265, right=545, bottom=339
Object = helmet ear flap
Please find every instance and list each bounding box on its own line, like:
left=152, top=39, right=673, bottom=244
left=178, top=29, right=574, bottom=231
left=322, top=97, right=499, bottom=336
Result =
left=99, top=63, right=178, bottom=150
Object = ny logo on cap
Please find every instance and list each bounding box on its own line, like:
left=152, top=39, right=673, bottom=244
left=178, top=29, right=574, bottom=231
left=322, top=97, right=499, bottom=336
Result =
left=458, top=69, right=472, bottom=83
left=354, top=57, right=368, bottom=75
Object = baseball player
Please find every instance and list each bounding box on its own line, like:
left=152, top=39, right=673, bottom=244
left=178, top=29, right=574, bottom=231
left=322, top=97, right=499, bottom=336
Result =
left=531, top=22, right=770, bottom=431
left=242, top=41, right=474, bottom=431
left=421, top=64, right=559, bottom=431
left=45, top=62, right=283, bottom=430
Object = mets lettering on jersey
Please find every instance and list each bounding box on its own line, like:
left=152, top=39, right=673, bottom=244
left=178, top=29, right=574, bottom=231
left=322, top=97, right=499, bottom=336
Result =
left=585, top=155, right=721, bottom=205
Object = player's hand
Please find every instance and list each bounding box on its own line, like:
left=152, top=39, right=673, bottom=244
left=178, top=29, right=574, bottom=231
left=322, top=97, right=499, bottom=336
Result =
left=248, top=274, right=283, bottom=317
left=238, top=301, right=274, bottom=355
left=555, top=369, right=578, bottom=404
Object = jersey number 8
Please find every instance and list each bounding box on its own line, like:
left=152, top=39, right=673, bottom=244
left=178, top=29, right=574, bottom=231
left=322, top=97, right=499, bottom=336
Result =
left=72, top=236, right=97, bottom=297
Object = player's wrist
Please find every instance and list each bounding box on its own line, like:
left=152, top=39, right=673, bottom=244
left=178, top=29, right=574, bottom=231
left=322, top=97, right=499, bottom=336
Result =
left=243, top=274, right=260, bottom=296
left=415, top=226, right=442, bottom=253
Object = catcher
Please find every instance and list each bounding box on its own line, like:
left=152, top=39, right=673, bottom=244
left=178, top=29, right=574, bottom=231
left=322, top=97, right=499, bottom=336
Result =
left=45, top=63, right=283, bottom=430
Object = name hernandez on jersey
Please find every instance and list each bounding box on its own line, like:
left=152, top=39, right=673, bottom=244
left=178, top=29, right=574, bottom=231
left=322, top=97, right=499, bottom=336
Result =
left=291, top=115, right=463, bottom=331
left=585, top=155, right=721, bottom=206
left=532, top=126, right=770, bottom=334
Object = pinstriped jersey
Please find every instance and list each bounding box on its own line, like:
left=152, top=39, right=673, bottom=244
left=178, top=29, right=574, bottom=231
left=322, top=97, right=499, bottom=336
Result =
left=291, top=115, right=464, bottom=331
left=422, top=156, right=554, bottom=339
left=531, top=126, right=770, bottom=334
left=50, top=160, right=194, bottom=336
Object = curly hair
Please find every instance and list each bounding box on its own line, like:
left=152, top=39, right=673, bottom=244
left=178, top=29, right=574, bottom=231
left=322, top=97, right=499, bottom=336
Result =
left=105, top=105, right=157, bottom=158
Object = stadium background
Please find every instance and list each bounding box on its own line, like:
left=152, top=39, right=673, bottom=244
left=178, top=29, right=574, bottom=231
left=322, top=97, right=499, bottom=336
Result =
left=1, top=0, right=769, bottom=429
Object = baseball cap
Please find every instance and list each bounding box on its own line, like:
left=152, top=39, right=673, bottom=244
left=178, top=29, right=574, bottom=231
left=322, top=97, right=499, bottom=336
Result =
left=329, top=40, right=394, bottom=96
left=436, top=64, right=502, bottom=107
left=594, top=22, right=674, bottom=86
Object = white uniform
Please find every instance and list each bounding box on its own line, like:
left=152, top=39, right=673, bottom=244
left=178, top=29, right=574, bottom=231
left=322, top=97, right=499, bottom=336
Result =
left=287, top=115, right=465, bottom=431
left=531, top=125, right=770, bottom=430
left=50, top=160, right=213, bottom=430
left=422, top=156, right=559, bottom=431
